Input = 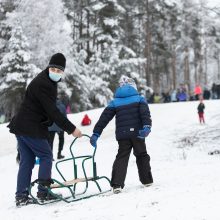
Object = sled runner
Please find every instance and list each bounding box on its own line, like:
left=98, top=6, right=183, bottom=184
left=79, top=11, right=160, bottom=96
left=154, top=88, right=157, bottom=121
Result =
left=29, top=134, right=111, bottom=205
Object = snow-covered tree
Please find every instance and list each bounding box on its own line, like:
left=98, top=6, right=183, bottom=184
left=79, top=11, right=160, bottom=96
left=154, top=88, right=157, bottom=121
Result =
left=0, top=25, right=39, bottom=121
left=89, top=0, right=144, bottom=98
left=0, top=0, right=15, bottom=62
left=64, top=48, right=93, bottom=112
left=7, top=0, right=73, bottom=69
left=0, top=0, right=220, bottom=114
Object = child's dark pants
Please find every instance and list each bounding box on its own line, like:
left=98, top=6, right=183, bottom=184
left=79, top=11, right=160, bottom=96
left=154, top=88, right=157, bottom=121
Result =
left=198, top=112, right=205, bottom=123
left=48, top=131, right=64, bottom=154
left=111, top=137, right=153, bottom=188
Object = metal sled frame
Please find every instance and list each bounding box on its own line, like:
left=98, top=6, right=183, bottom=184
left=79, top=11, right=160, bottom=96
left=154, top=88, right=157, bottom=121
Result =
left=29, top=134, right=111, bottom=205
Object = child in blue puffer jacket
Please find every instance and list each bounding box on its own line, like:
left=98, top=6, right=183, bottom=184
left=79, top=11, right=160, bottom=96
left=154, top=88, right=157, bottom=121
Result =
left=90, top=76, right=153, bottom=194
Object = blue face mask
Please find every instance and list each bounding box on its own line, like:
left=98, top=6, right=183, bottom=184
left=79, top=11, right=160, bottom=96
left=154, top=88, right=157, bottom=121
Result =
left=49, top=72, right=62, bottom=82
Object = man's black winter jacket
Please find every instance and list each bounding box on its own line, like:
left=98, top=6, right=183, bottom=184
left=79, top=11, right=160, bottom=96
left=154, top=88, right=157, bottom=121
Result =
left=8, top=69, right=76, bottom=139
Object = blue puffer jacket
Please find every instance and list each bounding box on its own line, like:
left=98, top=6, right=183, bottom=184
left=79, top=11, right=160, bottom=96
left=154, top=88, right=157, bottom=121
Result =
left=48, top=100, right=67, bottom=132
left=93, top=85, right=152, bottom=140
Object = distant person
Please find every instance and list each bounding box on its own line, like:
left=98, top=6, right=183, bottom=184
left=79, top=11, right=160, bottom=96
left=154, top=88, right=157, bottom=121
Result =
left=197, top=98, right=205, bottom=124
left=145, top=87, right=154, bottom=103
left=148, top=93, right=154, bottom=104
left=194, top=84, right=202, bottom=100
left=8, top=53, right=82, bottom=207
left=153, top=93, right=161, bottom=103
left=81, top=114, right=91, bottom=126
left=216, top=84, right=220, bottom=99
left=48, top=99, right=67, bottom=160
left=189, top=91, right=195, bottom=101
left=211, top=83, right=217, bottom=99
left=66, top=104, right=71, bottom=114
left=177, top=89, right=187, bottom=101
left=162, top=92, right=170, bottom=103
left=170, top=90, right=177, bottom=102
left=0, top=109, right=5, bottom=123
left=90, top=76, right=153, bottom=194
left=203, top=88, right=211, bottom=100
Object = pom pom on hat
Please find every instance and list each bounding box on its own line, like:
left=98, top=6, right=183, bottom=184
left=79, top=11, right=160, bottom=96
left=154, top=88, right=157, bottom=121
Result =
left=119, top=75, right=137, bottom=90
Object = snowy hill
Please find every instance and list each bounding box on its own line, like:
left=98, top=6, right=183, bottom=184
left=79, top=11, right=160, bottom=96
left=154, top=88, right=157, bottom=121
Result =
left=1, top=100, right=220, bottom=220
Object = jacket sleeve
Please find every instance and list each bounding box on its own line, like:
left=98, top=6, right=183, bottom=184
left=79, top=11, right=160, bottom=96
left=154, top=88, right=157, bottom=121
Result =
left=139, top=97, right=152, bottom=127
left=36, top=84, right=75, bottom=134
left=93, top=101, right=116, bottom=135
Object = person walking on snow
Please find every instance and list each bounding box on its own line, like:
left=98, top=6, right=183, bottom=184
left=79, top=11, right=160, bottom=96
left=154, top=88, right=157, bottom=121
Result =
left=90, top=76, right=153, bottom=194
left=48, top=98, right=67, bottom=160
left=197, top=98, right=205, bottom=124
left=8, top=53, right=82, bottom=206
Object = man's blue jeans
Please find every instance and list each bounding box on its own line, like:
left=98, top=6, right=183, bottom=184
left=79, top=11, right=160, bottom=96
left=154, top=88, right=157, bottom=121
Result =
left=16, top=135, right=53, bottom=198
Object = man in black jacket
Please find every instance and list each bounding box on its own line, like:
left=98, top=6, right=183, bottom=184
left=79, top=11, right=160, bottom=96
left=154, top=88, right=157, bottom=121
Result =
left=8, top=53, right=82, bottom=206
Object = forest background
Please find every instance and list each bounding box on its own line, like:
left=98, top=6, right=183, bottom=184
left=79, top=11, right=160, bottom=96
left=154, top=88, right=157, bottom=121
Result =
left=0, top=0, right=220, bottom=121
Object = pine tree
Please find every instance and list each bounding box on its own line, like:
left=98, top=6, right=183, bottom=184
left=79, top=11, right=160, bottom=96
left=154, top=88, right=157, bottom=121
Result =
left=0, top=25, right=38, bottom=121
left=0, top=0, right=15, bottom=62
left=64, top=48, right=93, bottom=112
left=7, top=0, right=73, bottom=69
left=89, top=0, right=144, bottom=99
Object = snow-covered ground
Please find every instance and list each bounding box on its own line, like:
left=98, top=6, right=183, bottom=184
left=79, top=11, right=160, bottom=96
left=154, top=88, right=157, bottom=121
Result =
left=1, top=100, right=220, bottom=220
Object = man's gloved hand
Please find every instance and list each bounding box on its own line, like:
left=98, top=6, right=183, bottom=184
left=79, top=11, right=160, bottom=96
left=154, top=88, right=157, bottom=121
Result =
left=90, top=133, right=100, bottom=147
left=138, top=125, right=151, bottom=139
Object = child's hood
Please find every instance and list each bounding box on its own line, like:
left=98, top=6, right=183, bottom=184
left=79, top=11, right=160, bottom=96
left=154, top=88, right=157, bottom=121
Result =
left=114, top=85, right=139, bottom=98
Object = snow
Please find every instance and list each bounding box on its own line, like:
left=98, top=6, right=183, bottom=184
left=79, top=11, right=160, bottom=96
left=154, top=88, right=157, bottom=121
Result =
left=1, top=100, right=220, bottom=219
left=167, top=0, right=220, bottom=8
left=91, top=2, right=106, bottom=11
left=206, top=0, right=220, bottom=8
left=103, top=18, right=118, bottom=27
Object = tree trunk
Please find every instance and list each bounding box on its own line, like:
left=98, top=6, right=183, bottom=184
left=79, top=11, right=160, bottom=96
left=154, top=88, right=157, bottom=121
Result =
left=171, top=48, right=176, bottom=90
left=144, top=0, right=151, bottom=87
left=184, top=46, right=190, bottom=91
left=79, top=2, right=83, bottom=50
left=85, top=8, right=90, bottom=64
left=204, top=46, right=208, bottom=86
left=217, top=49, right=220, bottom=81
left=194, top=60, right=198, bottom=85
left=198, top=53, right=203, bottom=85
left=93, top=13, right=97, bottom=48
left=152, top=55, right=160, bottom=93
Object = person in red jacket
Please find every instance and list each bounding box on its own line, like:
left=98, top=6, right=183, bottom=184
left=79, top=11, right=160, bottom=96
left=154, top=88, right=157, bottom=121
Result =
left=194, top=84, right=202, bottom=100
left=81, top=114, right=91, bottom=126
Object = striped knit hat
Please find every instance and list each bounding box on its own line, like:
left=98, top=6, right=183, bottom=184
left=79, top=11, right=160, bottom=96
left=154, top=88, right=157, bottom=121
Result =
left=119, top=75, right=137, bottom=90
